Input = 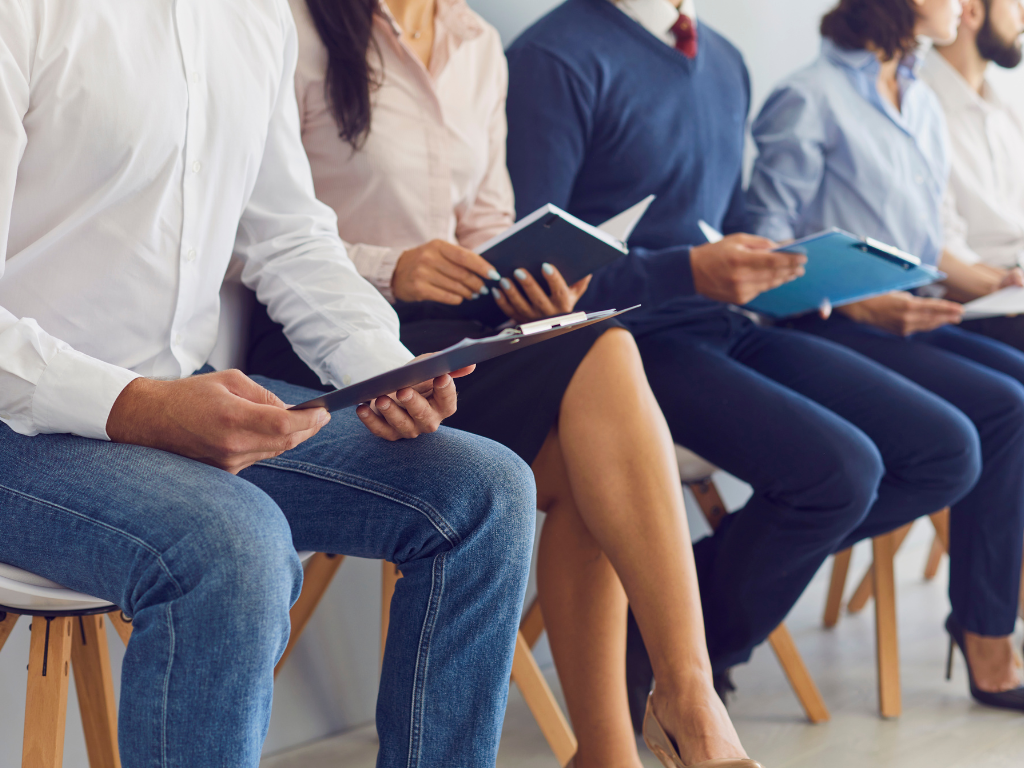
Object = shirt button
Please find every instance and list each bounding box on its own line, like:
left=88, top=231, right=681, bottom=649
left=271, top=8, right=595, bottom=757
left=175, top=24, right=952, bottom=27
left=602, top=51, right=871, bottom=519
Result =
left=173, top=333, right=184, bottom=348
left=185, top=248, right=197, bottom=263
left=192, top=160, right=202, bottom=174
left=915, top=175, right=924, bottom=184
left=190, top=71, right=201, bottom=84
left=342, top=375, right=353, bottom=386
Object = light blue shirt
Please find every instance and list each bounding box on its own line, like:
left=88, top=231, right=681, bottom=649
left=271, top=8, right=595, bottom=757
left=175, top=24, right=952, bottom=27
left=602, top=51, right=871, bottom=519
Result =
left=747, top=39, right=949, bottom=266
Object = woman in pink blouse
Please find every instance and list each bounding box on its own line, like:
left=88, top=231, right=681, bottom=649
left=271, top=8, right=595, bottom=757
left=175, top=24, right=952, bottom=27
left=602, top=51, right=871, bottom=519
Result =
left=248, top=2, right=758, bottom=766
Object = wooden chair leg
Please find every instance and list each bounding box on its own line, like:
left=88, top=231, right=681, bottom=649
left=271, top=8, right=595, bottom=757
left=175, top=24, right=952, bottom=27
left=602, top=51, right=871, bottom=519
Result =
left=823, top=549, right=852, bottom=629
left=520, top=597, right=544, bottom=649
left=687, top=480, right=728, bottom=531
left=767, top=623, right=830, bottom=723
left=511, top=630, right=577, bottom=767
left=71, top=615, right=121, bottom=768
left=847, top=522, right=914, bottom=615
left=23, top=616, right=74, bottom=768
left=930, top=508, right=951, bottom=552
left=923, top=534, right=945, bottom=581
left=274, top=553, right=345, bottom=677
left=0, top=610, right=19, bottom=653
left=872, top=533, right=901, bottom=718
left=381, top=561, right=402, bottom=665
left=107, top=612, right=133, bottom=647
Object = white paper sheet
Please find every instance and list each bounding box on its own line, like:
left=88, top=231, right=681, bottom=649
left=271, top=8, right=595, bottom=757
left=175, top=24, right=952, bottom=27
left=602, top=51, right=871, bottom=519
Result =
left=598, top=195, right=656, bottom=242
left=961, top=287, right=1024, bottom=319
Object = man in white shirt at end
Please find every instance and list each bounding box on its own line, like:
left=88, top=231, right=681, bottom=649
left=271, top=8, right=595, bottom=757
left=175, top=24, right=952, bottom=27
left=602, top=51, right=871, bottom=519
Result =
left=922, top=0, right=1024, bottom=350
left=0, top=2, right=535, bottom=765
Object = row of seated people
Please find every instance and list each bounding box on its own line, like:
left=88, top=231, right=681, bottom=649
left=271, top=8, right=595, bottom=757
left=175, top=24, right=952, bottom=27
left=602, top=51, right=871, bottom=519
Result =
left=1, top=0, right=1023, bottom=767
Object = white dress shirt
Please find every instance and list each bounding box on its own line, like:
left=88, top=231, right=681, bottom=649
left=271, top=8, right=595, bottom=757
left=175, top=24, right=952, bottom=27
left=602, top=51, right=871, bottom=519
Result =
left=921, top=48, right=1024, bottom=269
left=611, top=0, right=697, bottom=47
left=0, top=0, right=413, bottom=440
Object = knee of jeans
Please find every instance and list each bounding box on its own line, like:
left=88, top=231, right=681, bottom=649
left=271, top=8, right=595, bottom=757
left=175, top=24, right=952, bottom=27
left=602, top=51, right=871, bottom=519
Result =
left=132, top=479, right=301, bottom=628
left=931, top=408, right=983, bottom=506
left=453, top=436, right=537, bottom=572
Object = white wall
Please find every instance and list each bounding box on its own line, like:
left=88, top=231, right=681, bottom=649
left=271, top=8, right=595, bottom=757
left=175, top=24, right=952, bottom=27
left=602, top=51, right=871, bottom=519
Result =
left=6, top=2, right=1024, bottom=766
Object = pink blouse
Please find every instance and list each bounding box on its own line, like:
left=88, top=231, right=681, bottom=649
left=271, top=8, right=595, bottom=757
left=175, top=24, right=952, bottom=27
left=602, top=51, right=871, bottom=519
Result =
left=289, top=0, right=515, bottom=302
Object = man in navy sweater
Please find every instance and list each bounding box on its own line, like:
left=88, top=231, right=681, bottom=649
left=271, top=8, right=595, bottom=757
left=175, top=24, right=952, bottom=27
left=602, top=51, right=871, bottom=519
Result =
left=506, top=0, right=982, bottom=717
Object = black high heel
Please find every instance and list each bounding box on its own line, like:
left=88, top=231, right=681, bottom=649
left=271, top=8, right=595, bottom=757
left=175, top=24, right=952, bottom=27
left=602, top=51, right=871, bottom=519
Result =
left=945, top=614, right=1024, bottom=712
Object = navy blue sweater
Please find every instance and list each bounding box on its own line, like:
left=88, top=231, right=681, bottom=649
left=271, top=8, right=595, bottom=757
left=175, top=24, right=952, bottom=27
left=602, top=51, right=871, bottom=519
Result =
left=505, top=0, right=751, bottom=328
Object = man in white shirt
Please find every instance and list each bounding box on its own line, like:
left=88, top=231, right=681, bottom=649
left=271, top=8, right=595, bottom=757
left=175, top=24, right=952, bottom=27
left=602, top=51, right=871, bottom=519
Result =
left=0, top=2, right=535, bottom=765
left=923, top=0, right=1024, bottom=350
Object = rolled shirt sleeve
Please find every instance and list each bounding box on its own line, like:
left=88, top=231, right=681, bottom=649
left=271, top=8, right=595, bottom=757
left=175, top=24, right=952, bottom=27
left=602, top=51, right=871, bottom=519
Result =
left=0, top=5, right=140, bottom=439
left=235, top=7, right=413, bottom=388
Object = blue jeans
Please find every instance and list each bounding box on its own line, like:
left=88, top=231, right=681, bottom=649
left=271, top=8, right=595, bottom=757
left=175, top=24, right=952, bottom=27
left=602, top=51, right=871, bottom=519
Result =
left=0, top=376, right=536, bottom=768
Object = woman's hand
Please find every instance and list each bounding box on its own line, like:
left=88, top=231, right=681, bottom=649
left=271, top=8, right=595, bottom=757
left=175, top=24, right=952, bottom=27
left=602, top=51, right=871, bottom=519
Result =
left=392, top=239, right=501, bottom=304
left=493, top=263, right=592, bottom=323
left=998, top=267, right=1024, bottom=290
left=837, top=291, right=964, bottom=336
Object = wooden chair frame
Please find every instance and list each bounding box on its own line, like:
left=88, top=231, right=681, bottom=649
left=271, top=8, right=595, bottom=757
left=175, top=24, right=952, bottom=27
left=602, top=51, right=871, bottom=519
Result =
left=821, top=509, right=950, bottom=718
left=276, top=554, right=578, bottom=767
left=1, top=608, right=133, bottom=768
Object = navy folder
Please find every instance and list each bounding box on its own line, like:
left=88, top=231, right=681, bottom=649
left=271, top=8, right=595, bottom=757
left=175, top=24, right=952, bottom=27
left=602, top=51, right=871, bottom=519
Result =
left=479, top=204, right=629, bottom=287
left=743, top=229, right=943, bottom=318
left=290, top=307, right=637, bottom=413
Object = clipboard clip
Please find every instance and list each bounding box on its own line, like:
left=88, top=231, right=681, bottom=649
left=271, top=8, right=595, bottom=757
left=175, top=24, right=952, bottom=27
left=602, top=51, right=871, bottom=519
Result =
left=857, top=237, right=921, bottom=269
left=519, top=312, right=590, bottom=336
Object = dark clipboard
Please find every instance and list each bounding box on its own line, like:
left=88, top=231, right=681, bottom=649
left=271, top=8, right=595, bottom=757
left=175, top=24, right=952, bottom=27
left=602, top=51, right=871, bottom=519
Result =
left=290, top=306, right=638, bottom=413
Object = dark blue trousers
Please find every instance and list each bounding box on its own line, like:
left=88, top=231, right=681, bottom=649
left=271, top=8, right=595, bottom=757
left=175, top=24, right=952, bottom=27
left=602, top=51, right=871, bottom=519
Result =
left=633, top=309, right=989, bottom=671
left=793, top=314, right=1024, bottom=636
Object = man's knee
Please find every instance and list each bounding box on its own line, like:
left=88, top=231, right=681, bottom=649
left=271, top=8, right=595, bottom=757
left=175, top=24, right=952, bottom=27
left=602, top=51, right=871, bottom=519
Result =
left=129, top=478, right=302, bottom=626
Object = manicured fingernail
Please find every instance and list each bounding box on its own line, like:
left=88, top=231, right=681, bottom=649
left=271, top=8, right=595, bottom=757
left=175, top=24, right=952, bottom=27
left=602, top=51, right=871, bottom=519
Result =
left=471, top=292, right=479, bottom=300
left=501, top=278, right=512, bottom=290
left=492, top=288, right=502, bottom=301
left=357, top=404, right=370, bottom=417
left=379, top=398, right=390, bottom=410
left=514, top=268, right=528, bottom=282
left=436, top=375, right=452, bottom=389
left=542, top=262, right=554, bottom=275
left=479, top=285, right=490, bottom=295
left=487, top=269, right=501, bottom=281
left=398, top=390, right=413, bottom=402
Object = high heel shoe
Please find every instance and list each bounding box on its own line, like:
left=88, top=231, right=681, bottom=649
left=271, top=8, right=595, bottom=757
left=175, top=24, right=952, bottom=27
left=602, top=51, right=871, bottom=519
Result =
left=945, top=614, right=1024, bottom=712
left=642, top=694, right=764, bottom=768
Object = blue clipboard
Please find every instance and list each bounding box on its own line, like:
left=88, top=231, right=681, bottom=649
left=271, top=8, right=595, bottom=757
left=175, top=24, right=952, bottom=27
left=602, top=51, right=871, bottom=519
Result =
left=743, top=228, right=944, bottom=318
left=290, top=306, right=637, bottom=413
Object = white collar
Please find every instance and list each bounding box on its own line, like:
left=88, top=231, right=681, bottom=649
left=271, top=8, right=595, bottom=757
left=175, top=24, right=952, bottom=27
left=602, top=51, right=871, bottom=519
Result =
left=923, top=47, right=1001, bottom=116
left=612, top=0, right=697, bottom=46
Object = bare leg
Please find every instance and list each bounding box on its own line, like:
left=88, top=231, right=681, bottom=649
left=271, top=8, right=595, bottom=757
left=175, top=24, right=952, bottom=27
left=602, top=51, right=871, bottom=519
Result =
left=534, top=328, right=744, bottom=768
left=964, top=632, right=1024, bottom=692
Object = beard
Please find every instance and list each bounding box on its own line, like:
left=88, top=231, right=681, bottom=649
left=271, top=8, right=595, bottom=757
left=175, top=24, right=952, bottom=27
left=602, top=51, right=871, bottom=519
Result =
left=977, top=13, right=1024, bottom=68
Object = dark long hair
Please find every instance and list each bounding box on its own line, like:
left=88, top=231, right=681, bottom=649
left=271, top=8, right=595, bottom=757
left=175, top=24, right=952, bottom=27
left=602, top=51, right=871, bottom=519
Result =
left=305, top=0, right=382, bottom=147
left=820, top=0, right=918, bottom=61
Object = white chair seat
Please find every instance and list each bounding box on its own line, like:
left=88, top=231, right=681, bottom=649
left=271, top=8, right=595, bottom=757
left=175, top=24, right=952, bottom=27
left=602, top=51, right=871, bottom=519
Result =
left=675, top=444, right=719, bottom=484
left=0, top=551, right=317, bottom=614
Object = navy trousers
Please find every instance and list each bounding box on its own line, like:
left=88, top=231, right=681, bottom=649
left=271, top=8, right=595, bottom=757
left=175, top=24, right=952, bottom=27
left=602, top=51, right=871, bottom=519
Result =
left=632, top=308, right=988, bottom=671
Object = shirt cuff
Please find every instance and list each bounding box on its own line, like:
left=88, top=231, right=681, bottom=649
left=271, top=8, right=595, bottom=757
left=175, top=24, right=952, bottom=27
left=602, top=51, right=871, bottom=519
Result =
left=32, top=347, right=142, bottom=440
left=346, top=243, right=405, bottom=303
left=320, top=329, right=415, bottom=389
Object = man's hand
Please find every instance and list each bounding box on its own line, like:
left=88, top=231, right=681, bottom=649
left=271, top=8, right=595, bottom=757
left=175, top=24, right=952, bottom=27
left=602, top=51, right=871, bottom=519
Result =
left=106, top=370, right=330, bottom=474
left=392, top=239, right=501, bottom=304
left=356, top=365, right=475, bottom=441
left=837, top=291, right=964, bottom=336
left=493, top=263, right=592, bottom=323
left=690, top=233, right=807, bottom=305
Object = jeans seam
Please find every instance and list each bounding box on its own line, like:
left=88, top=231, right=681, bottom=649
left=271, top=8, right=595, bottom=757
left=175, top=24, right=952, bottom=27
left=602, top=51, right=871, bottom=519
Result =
left=408, top=551, right=446, bottom=768
left=0, top=483, right=187, bottom=603
left=256, top=458, right=463, bottom=547
left=161, top=601, right=176, bottom=768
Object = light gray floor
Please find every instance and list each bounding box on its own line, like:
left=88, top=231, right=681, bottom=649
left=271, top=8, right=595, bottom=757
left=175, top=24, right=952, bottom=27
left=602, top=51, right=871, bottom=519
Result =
left=261, top=523, right=1024, bottom=768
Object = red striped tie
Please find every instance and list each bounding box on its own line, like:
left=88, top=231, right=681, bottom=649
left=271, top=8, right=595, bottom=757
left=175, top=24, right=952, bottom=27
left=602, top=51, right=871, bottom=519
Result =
left=671, top=13, right=698, bottom=58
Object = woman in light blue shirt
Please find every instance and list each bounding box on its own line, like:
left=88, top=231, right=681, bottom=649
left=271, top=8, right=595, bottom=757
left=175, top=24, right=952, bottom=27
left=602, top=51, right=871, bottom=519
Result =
left=748, top=0, right=1024, bottom=712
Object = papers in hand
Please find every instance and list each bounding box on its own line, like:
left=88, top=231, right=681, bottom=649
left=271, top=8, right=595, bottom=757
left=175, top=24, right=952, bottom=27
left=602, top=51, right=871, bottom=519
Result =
left=598, top=195, right=656, bottom=242
left=961, top=287, right=1024, bottom=319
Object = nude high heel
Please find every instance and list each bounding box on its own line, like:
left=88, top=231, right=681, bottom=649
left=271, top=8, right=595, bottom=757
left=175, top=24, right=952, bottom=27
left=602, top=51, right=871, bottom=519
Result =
left=642, top=694, right=764, bottom=768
